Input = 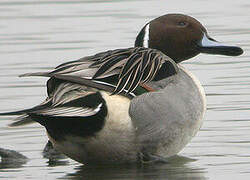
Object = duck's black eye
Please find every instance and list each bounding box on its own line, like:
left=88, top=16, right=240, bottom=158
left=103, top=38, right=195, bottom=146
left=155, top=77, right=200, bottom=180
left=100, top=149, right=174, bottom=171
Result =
left=178, top=21, right=187, bottom=26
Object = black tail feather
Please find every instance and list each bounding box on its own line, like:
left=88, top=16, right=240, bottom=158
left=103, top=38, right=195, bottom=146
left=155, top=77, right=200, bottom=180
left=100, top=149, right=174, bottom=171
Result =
left=0, top=100, right=52, bottom=116
left=8, top=115, right=33, bottom=127
left=0, top=109, right=32, bottom=116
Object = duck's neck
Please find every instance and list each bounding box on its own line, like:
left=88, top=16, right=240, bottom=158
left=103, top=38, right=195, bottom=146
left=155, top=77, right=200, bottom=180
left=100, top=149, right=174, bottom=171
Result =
left=153, top=61, right=178, bottom=81
left=134, top=23, right=150, bottom=48
left=147, top=63, right=184, bottom=91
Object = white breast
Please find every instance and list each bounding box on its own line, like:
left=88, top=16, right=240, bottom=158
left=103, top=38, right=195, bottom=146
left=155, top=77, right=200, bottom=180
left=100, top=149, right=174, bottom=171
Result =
left=130, top=64, right=207, bottom=158
left=179, top=65, right=206, bottom=117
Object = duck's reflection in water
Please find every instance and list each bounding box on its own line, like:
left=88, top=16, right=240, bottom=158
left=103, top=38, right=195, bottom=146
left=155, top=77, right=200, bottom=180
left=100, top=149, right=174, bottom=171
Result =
left=62, top=155, right=207, bottom=180
left=0, top=147, right=207, bottom=180
left=0, top=148, right=28, bottom=169
left=0, top=145, right=68, bottom=169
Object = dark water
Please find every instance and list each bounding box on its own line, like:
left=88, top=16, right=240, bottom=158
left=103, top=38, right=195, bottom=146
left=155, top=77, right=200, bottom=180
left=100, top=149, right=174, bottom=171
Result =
left=0, top=0, right=250, bottom=179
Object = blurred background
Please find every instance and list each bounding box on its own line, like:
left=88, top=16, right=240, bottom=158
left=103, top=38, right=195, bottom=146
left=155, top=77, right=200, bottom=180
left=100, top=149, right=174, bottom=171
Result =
left=0, top=0, right=249, bottom=179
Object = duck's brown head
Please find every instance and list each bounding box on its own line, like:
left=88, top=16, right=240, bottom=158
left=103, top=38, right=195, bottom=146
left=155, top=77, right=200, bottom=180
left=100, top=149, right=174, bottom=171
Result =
left=135, top=14, right=243, bottom=63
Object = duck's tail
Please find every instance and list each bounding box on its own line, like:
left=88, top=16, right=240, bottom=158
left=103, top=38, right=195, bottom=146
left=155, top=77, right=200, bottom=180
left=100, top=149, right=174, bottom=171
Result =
left=9, top=115, right=33, bottom=127
left=19, top=72, right=50, bottom=77
left=0, top=108, right=35, bottom=127
left=0, top=108, right=33, bottom=116
left=0, top=101, right=50, bottom=127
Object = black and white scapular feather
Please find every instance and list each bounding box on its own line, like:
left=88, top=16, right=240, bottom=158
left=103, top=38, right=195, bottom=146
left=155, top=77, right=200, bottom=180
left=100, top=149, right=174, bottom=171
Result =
left=21, top=47, right=178, bottom=94
left=0, top=47, right=178, bottom=130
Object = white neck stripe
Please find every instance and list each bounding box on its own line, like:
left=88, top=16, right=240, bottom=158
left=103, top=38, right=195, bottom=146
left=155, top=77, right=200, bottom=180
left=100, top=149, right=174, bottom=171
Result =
left=143, top=23, right=150, bottom=48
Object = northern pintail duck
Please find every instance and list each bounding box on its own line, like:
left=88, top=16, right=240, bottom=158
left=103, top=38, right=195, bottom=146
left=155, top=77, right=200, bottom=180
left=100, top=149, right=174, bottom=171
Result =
left=0, top=14, right=243, bottom=164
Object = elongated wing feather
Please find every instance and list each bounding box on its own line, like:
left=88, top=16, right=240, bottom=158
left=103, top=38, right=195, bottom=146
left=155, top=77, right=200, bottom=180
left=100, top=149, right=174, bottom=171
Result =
left=93, top=48, right=178, bottom=94
left=7, top=85, right=106, bottom=127
left=92, top=55, right=128, bottom=79
left=30, top=105, right=102, bottom=117
left=53, top=74, right=136, bottom=99
left=19, top=47, right=178, bottom=95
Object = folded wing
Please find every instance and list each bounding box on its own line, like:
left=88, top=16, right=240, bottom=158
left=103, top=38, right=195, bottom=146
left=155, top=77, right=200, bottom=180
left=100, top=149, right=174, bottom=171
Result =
left=20, top=47, right=178, bottom=95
